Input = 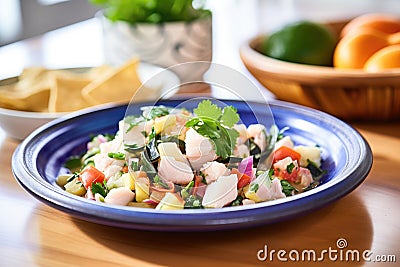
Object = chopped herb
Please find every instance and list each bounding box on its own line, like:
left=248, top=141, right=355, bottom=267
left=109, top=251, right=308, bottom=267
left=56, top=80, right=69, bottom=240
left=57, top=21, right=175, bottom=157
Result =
left=141, top=131, right=148, bottom=138
left=184, top=195, right=203, bottom=209
left=130, top=159, right=139, bottom=171
left=148, top=127, right=157, bottom=141
left=268, top=168, right=275, bottom=178
left=286, top=162, right=295, bottom=174
left=108, top=152, right=126, bottom=160
left=153, top=175, right=170, bottom=189
left=143, top=106, right=170, bottom=119
left=181, top=180, right=194, bottom=199
left=280, top=180, right=297, bottom=196
left=231, top=195, right=243, bottom=206
left=67, top=173, right=79, bottom=183
left=249, top=138, right=262, bottom=164
left=124, top=115, right=146, bottom=133
left=64, top=156, right=82, bottom=171
left=91, top=181, right=108, bottom=197
left=250, top=183, right=259, bottom=192
left=81, top=147, right=100, bottom=165
left=277, top=126, right=290, bottom=141
left=306, top=159, right=327, bottom=181
left=104, top=134, right=115, bottom=141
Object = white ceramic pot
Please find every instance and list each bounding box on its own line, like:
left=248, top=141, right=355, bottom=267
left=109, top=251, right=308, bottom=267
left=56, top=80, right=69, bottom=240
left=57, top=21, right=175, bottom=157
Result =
left=98, top=12, right=212, bottom=91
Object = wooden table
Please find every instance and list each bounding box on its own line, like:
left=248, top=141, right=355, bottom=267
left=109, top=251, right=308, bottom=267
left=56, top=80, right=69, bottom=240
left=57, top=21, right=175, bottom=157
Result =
left=1, top=10, right=400, bottom=267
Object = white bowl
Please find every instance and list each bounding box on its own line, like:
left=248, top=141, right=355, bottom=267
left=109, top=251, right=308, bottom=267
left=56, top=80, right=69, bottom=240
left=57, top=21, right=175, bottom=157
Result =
left=0, top=108, right=63, bottom=140
left=0, top=62, right=180, bottom=140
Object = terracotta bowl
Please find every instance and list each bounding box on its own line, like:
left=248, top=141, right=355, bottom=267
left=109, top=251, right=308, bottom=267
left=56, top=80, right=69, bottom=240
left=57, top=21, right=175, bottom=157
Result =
left=239, top=22, right=400, bottom=121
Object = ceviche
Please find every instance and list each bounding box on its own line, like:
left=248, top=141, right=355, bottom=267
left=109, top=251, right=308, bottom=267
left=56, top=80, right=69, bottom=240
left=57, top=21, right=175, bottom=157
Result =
left=57, top=100, right=326, bottom=210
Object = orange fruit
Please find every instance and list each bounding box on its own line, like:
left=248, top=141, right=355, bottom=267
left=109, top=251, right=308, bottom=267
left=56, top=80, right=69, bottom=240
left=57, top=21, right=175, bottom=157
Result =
left=364, top=44, right=400, bottom=72
left=341, top=13, right=400, bottom=37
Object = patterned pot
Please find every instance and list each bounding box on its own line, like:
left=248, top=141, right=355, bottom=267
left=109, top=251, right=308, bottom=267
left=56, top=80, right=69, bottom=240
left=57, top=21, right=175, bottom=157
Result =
left=97, top=12, right=212, bottom=92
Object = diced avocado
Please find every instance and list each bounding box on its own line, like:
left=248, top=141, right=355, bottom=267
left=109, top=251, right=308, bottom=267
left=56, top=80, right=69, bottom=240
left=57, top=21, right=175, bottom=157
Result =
left=135, top=177, right=150, bottom=202
left=64, top=177, right=86, bottom=196
left=154, top=114, right=176, bottom=134
left=155, top=192, right=185, bottom=210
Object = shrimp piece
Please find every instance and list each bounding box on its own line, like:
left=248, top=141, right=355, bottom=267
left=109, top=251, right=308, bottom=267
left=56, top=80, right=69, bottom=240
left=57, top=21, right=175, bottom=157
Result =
left=233, top=124, right=248, bottom=145
left=247, top=124, right=267, bottom=151
left=185, top=128, right=216, bottom=170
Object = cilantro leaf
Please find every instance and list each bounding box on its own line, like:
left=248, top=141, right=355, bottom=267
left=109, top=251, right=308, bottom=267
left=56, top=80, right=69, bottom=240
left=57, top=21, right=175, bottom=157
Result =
left=186, top=100, right=241, bottom=159
left=220, top=106, right=239, bottom=127
left=193, top=100, right=222, bottom=119
left=91, top=181, right=108, bottom=197
left=226, top=127, right=240, bottom=147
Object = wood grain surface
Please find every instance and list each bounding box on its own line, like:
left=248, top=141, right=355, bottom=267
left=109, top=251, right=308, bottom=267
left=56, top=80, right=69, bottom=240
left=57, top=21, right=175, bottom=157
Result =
left=1, top=120, right=399, bottom=267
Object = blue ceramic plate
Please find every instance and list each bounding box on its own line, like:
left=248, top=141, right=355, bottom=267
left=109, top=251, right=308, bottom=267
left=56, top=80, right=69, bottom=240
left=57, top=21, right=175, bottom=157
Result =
left=12, top=100, right=372, bottom=231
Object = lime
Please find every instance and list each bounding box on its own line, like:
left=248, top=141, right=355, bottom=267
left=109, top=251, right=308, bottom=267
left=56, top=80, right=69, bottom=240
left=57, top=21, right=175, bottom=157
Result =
left=261, top=21, right=337, bottom=66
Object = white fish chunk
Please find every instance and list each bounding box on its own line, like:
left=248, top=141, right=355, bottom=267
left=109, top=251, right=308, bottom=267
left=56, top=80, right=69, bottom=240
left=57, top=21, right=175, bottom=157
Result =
left=158, top=156, right=194, bottom=185
left=104, top=187, right=135, bottom=206
left=255, top=177, right=286, bottom=201
left=202, top=174, right=238, bottom=208
left=103, top=165, right=123, bottom=180
left=201, top=161, right=230, bottom=184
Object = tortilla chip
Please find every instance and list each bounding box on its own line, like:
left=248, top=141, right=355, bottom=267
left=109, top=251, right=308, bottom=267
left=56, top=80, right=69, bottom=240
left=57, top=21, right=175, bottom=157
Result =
left=0, top=85, right=50, bottom=112
left=0, top=62, right=144, bottom=113
left=85, top=65, right=114, bottom=79
left=81, top=58, right=142, bottom=105
left=48, top=77, right=92, bottom=112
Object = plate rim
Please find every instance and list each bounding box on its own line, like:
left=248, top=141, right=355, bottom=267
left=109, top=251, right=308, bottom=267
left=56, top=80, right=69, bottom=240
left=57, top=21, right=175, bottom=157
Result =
left=12, top=99, right=373, bottom=231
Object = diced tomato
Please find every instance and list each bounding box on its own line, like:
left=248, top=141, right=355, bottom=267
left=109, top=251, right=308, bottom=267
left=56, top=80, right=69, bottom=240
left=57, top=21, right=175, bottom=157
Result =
left=192, top=175, right=203, bottom=196
left=79, top=166, right=105, bottom=188
left=273, top=146, right=301, bottom=164
left=231, top=168, right=252, bottom=189
left=273, top=165, right=299, bottom=183
left=121, top=166, right=129, bottom=173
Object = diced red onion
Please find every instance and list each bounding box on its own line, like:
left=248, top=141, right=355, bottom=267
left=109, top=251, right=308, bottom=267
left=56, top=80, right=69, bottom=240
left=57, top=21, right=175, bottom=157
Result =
left=143, top=199, right=159, bottom=205
left=238, top=156, right=253, bottom=177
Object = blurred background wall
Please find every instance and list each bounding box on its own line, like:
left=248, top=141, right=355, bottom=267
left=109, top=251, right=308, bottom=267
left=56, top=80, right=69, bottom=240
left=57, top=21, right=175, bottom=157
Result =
left=1, top=0, right=399, bottom=47
left=0, top=0, right=100, bottom=46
